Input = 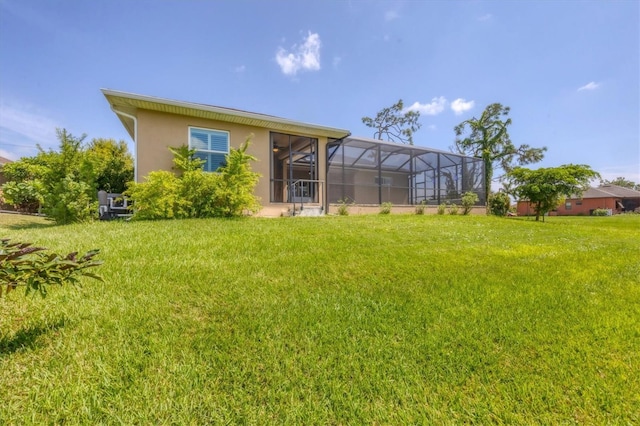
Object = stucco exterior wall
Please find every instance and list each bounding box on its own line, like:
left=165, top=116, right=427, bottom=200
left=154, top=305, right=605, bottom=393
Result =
left=135, top=109, right=330, bottom=217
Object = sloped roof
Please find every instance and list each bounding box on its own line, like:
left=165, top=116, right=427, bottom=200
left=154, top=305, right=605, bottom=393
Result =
left=102, top=89, right=351, bottom=140
left=578, top=184, right=640, bottom=199
left=0, top=156, right=13, bottom=165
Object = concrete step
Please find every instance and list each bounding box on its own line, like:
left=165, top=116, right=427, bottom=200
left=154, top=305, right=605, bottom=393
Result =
left=293, top=205, right=324, bottom=217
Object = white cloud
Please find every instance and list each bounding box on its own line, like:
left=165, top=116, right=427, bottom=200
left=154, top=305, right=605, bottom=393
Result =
left=0, top=103, right=59, bottom=147
left=578, top=81, right=599, bottom=91
left=385, top=10, right=399, bottom=21
left=428, top=124, right=437, bottom=131
left=406, top=97, right=447, bottom=115
left=478, top=13, right=493, bottom=21
left=276, top=32, right=321, bottom=76
left=234, top=65, right=246, bottom=73
left=332, top=56, right=342, bottom=68
left=450, top=98, right=475, bottom=115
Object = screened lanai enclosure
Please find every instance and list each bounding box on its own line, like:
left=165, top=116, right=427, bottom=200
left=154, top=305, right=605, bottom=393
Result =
left=327, top=137, right=485, bottom=206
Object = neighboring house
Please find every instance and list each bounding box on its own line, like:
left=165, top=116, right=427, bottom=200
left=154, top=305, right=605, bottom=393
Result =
left=103, top=89, right=485, bottom=216
left=517, top=184, right=640, bottom=216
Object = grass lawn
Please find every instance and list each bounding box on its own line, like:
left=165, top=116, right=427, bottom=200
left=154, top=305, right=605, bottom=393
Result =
left=1, top=213, right=639, bottom=424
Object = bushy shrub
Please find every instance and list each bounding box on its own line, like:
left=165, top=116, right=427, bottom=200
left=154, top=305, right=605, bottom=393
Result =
left=489, top=192, right=511, bottom=216
left=125, top=171, right=182, bottom=220
left=211, top=141, right=261, bottom=217
left=379, top=202, right=392, bottom=215
left=437, top=203, right=446, bottom=215
left=1, top=180, right=44, bottom=213
left=126, top=138, right=261, bottom=220
left=592, top=209, right=610, bottom=216
left=178, top=170, right=220, bottom=218
left=169, top=145, right=206, bottom=175
left=1, top=130, right=134, bottom=224
left=461, top=191, right=479, bottom=215
left=448, top=203, right=459, bottom=215
left=415, top=201, right=426, bottom=215
left=0, top=239, right=103, bottom=298
left=43, top=176, right=96, bottom=224
left=336, top=198, right=351, bottom=216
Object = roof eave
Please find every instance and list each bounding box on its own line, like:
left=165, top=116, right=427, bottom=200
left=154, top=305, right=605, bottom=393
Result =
left=102, top=89, right=351, bottom=139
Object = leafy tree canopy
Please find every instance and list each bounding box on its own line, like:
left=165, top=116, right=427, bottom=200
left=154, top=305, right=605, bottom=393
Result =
left=601, top=176, right=638, bottom=190
left=454, top=103, right=547, bottom=209
left=1, top=129, right=134, bottom=222
left=362, top=99, right=421, bottom=145
left=508, top=164, right=600, bottom=221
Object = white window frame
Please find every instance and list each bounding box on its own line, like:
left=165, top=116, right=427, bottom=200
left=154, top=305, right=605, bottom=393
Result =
left=188, top=126, right=230, bottom=172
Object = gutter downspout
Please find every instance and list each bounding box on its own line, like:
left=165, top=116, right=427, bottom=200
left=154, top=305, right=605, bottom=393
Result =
left=110, top=106, right=138, bottom=182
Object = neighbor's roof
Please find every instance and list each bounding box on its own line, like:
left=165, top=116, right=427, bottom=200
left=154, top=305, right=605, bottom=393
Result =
left=0, top=156, right=13, bottom=165
left=577, top=184, right=640, bottom=199
left=101, top=89, right=351, bottom=140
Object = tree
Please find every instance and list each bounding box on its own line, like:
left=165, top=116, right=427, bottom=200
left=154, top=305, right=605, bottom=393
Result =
left=84, top=138, right=134, bottom=193
left=601, top=177, right=638, bottom=190
left=362, top=99, right=421, bottom=145
left=454, top=103, right=547, bottom=211
left=508, top=164, right=600, bottom=221
left=1, top=130, right=134, bottom=223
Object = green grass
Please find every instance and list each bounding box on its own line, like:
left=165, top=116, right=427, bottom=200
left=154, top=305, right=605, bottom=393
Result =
left=1, top=213, right=639, bottom=424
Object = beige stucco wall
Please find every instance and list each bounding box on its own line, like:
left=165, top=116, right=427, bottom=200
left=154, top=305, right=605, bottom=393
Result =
left=135, top=109, right=330, bottom=217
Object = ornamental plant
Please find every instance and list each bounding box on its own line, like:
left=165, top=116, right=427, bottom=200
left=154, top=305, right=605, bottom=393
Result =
left=461, top=191, right=479, bottom=215
left=0, top=239, right=103, bottom=298
left=125, top=137, right=261, bottom=220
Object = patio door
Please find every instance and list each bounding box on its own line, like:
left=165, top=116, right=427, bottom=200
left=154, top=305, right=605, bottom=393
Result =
left=270, top=132, right=318, bottom=203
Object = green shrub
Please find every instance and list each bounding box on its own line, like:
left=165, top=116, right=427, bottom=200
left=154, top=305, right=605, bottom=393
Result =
left=1, top=130, right=134, bottom=224
left=43, top=176, right=96, bottom=224
left=336, top=198, right=352, bottom=216
left=169, top=145, right=206, bottom=175
left=415, top=202, right=426, bottom=215
left=461, top=191, right=479, bottom=215
left=1, top=180, right=44, bottom=213
left=210, top=141, right=261, bottom=217
left=125, top=171, right=182, bottom=220
left=178, top=170, right=220, bottom=218
left=592, top=209, right=610, bottom=216
left=489, top=192, right=511, bottom=216
left=448, top=203, right=459, bottom=215
left=0, top=239, right=103, bottom=298
left=437, top=203, right=446, bottom=215
left=126, top=138, right=261, bottom=220
left=379, top=202, right=392, bottom=215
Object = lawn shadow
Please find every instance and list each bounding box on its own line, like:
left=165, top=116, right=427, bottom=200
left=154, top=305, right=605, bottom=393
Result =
left=0, top=213, right=55, bottom=230
left=0, top=318, right=67, bottom=356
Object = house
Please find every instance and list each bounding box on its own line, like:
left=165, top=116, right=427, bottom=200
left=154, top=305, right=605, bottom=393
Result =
left=516, top=184, right=640, bottom=216
left=102, top=89, right=485, bottom=216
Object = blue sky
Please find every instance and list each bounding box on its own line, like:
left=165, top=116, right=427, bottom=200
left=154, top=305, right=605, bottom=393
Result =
left=1, top=0, right=638, bottom=183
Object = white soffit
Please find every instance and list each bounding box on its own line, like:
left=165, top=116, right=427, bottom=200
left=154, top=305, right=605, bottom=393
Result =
left=102, top=89, right=350, bottom=139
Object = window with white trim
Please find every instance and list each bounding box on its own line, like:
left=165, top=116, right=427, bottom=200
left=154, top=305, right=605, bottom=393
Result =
left=189, top=127, right=229, bottom=172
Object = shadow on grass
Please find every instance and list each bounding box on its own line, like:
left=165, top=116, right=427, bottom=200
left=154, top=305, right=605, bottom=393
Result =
left=0, top=318, right=67, bottom=356
left=0, top=213, right=55, bottom=230
left=2, top=222, right=55, bottom=230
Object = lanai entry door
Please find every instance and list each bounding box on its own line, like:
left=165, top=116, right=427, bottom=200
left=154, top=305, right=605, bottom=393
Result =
left=271, top=132, right=318, bottom=203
